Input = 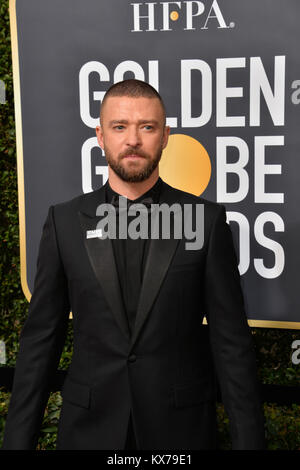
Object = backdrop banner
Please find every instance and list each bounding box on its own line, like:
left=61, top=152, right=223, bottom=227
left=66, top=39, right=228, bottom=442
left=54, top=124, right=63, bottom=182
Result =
left=10, top=0, right=300, bottom=328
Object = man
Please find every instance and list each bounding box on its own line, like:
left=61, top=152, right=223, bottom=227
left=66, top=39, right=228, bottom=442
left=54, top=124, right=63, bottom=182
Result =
left=2, top=79, right=265, bottom=450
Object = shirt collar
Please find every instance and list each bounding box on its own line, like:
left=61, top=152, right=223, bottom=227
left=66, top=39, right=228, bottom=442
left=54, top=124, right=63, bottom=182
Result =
left=105, top=176, right=162, bottom=205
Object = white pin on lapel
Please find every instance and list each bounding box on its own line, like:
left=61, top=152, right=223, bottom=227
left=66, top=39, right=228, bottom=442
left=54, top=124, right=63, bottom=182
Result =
left=86, top=229, right=103, bottom=239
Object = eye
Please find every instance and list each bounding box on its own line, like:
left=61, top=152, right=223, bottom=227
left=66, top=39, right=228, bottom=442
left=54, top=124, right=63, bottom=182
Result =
left=114, top=125, right=125, bottom=130
left=143, top=125, right=153, bottom=130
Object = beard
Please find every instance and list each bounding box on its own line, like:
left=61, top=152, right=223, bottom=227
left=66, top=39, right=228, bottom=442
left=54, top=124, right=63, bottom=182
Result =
left=104, top=146, right=163, bottom=183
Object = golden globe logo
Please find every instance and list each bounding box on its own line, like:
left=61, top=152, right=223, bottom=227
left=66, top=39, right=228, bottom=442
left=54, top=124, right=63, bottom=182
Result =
left=131, top=0, right=233, bottom=32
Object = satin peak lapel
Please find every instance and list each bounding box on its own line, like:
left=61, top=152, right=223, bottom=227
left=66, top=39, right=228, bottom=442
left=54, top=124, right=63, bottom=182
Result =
left=77, top=186, right=130, bottom=341
left=130, top=184, right=182, bottom=350
left=130, top=236, right=180, bottom=350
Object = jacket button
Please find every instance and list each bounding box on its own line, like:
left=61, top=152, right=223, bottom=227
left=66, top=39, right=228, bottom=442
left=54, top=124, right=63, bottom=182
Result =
left=128, top=354, right=137, bottom=363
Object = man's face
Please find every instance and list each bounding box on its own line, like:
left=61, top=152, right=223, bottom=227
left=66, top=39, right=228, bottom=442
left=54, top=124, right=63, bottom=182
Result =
left=96, top=96, right=170, bottom=183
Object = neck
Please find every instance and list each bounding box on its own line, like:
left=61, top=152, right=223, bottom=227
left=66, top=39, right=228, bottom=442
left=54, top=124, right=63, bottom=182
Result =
left=108, top=168, right=159, bottom=200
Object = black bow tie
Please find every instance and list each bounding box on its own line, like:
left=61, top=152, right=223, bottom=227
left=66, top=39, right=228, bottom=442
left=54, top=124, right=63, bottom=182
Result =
left=110, top=194, right=154, bottom=212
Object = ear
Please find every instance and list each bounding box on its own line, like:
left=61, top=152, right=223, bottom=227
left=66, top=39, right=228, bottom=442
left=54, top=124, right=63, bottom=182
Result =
left=162, top=125, right=170, bottom=150
left=96, top=125, right=104, bottom=149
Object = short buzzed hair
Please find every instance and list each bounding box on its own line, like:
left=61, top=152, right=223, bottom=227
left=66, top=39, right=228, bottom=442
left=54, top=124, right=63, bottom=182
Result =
left=100, top=79, right=166, bottom=124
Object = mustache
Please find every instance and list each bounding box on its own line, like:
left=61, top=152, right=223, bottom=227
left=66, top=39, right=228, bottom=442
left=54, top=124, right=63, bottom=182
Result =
left=119, top=148, right=149, bottom=159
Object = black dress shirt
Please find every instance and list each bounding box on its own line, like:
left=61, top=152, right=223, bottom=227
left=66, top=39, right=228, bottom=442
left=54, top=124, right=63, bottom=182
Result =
left=105, top=177, right=162, bottom=335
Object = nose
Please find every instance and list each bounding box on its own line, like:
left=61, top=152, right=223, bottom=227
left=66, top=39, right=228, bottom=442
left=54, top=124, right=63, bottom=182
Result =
left=126, top=126, right=142, bottom=148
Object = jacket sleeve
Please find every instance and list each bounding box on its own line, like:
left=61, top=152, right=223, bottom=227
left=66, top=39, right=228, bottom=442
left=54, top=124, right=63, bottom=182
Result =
left=204, top=205, right=266, bottom=449
left=2, top=205, right=70, bottom=450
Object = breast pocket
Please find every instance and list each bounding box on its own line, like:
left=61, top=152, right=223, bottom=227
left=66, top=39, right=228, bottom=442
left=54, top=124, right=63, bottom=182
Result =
left=168, top=263, right=201, bottom=274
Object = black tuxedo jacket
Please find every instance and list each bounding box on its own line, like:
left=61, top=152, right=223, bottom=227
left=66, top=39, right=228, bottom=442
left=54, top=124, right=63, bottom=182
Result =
left=2, top=180, right=265, bottom=450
